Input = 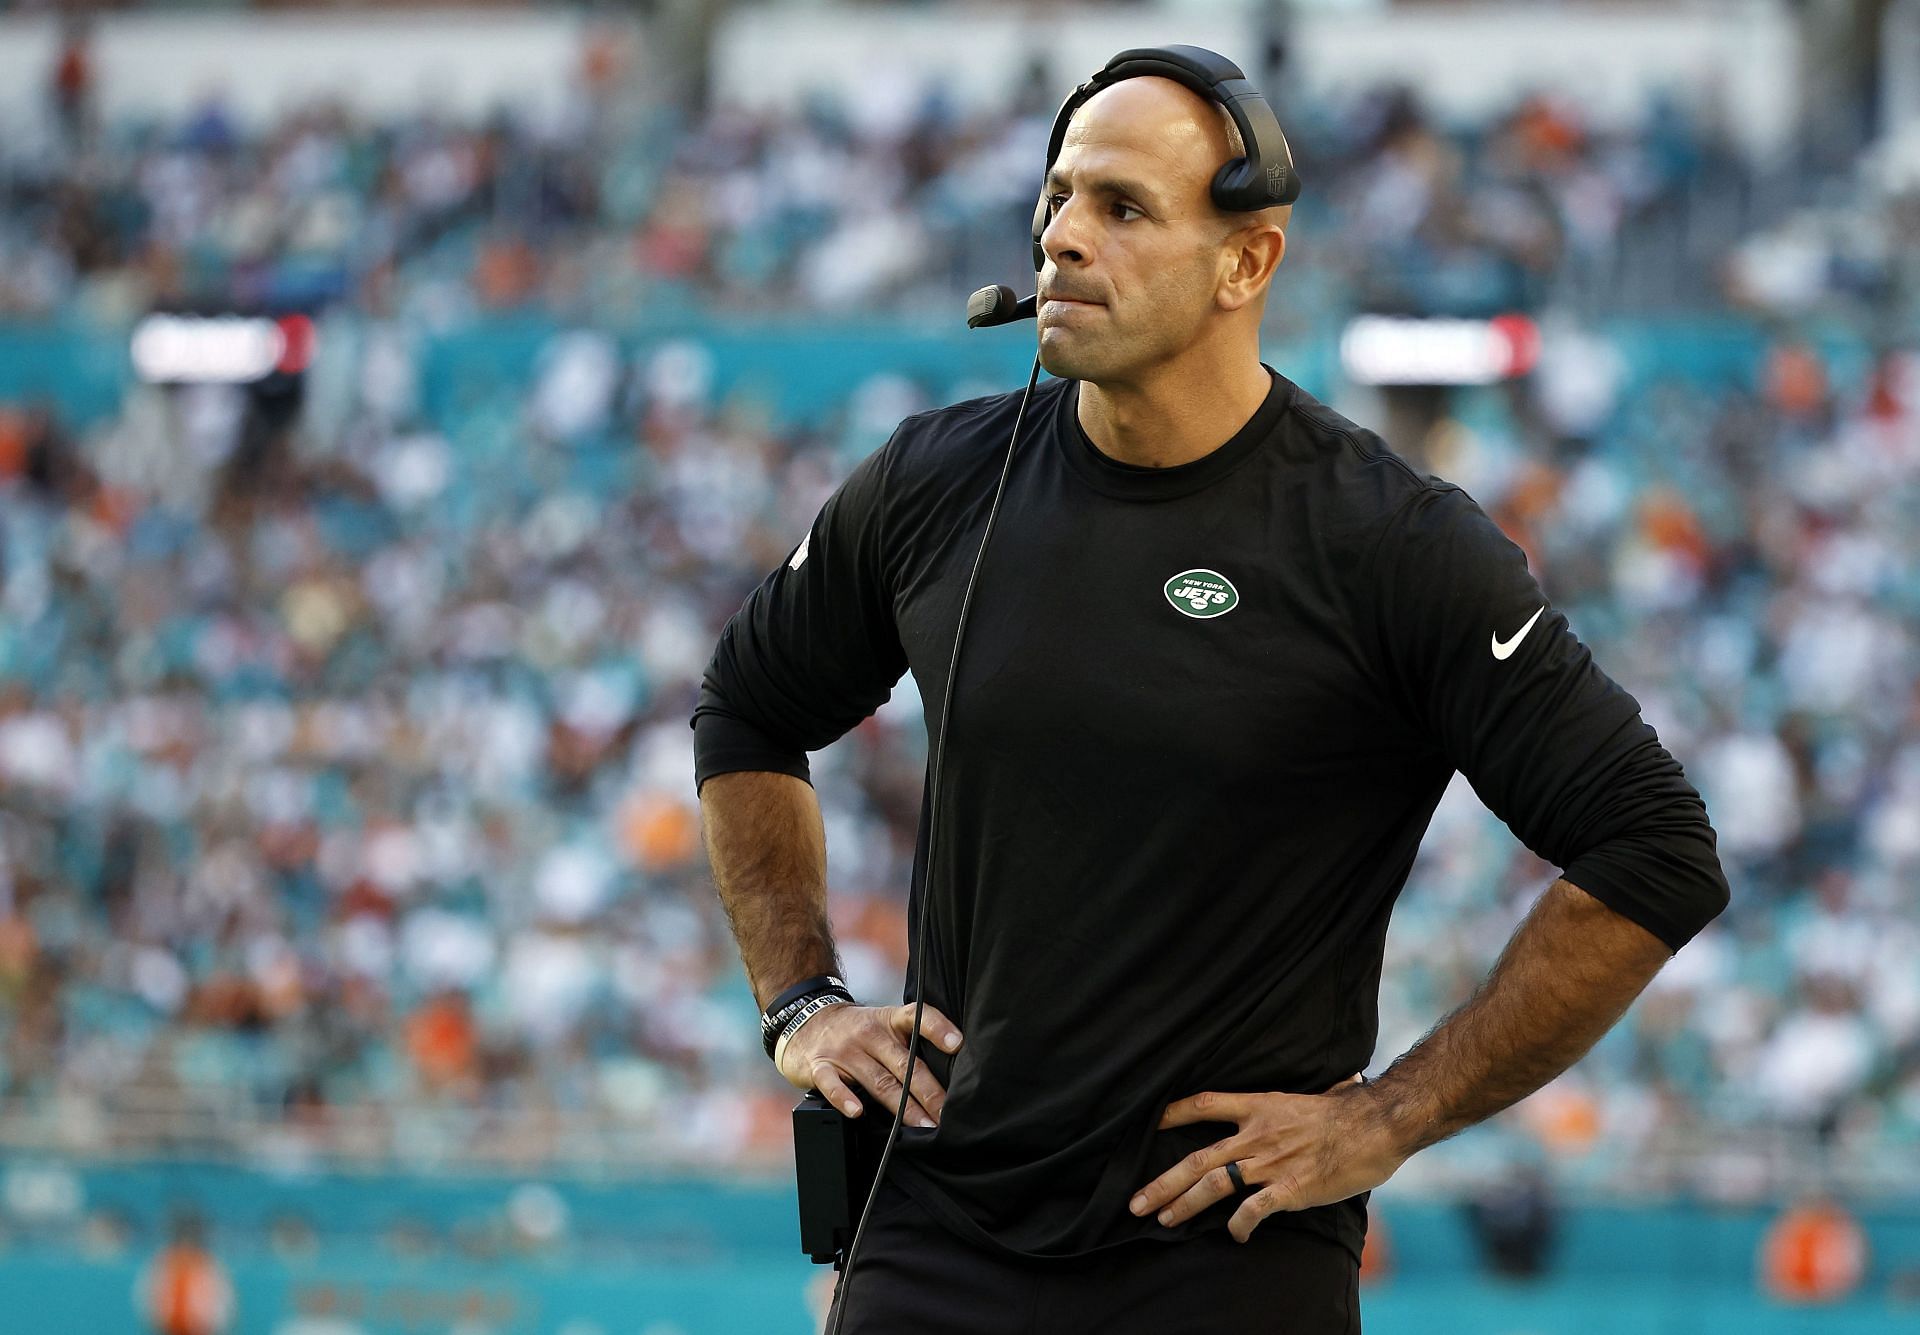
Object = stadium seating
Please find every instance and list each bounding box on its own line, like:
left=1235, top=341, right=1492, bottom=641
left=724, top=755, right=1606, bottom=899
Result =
left=0, top=69, right=1916, bottom=1223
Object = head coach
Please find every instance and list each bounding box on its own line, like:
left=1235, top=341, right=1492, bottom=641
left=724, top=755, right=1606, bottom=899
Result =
left=691, top=44, right=1729, bottom=1335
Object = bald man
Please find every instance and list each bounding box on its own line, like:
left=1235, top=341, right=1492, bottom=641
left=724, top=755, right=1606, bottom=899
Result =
left=694, top=64, right=1727, bottom=1334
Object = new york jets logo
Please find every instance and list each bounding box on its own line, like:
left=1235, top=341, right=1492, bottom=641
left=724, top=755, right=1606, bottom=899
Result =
left=1164, top=569, right=1239, bottom=619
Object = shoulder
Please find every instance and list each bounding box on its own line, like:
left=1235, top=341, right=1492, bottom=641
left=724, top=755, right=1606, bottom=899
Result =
left=1279, top=381, right=1437, bottom=513
left=882, top=375, right=1072, bottom=493
left=1272, top=379, right=1485, bottom=560
left=890, top=377, right=1069, bottom=456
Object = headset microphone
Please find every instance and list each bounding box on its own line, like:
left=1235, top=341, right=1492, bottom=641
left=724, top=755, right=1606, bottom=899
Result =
left=966, top=284, right=1037, bottom=328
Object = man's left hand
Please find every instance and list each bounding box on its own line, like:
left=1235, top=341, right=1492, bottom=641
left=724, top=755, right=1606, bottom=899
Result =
left=1128, top=1077, right=1406, bottom=1243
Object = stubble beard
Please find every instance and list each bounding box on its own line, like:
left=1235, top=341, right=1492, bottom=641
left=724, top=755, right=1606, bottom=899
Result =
left=1038, top=314, right=1143, bottom=384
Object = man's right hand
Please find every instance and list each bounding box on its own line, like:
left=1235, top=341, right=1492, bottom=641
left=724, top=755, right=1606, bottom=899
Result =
left=776, top=1002, right=963, bottom=1129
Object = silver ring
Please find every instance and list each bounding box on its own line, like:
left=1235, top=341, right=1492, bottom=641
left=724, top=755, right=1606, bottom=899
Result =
left=1224, top=1160, right=1247, bottom=1194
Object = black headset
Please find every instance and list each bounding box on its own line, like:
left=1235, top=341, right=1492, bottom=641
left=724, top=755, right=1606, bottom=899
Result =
left=1031, top=44, right=1303, bottom=271
left=827, top=46, right=1300, bottom=1334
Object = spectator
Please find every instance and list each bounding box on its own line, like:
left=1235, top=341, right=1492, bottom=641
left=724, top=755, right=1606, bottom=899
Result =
left=48, top=14, right=94, bottom=150
left=136, top=1211, right=235, bottom=1335
left=1760, top=1195, right=1869, bottom=1303
left=1464, top=1164, right=1559, bottom=1280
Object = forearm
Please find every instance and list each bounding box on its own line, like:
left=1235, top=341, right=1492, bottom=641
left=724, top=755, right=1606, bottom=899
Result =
left=1368, top=877, right=1674, bottom=1158
left=697, top=769, right=841, bottom=1010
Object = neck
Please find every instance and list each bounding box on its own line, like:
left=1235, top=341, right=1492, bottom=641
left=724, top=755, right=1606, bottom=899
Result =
left=1077, top=345, right=1273, bottom=469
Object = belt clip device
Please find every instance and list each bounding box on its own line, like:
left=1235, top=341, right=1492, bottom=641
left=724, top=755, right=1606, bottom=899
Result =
left=793, top=1090, right=881, bottom=1266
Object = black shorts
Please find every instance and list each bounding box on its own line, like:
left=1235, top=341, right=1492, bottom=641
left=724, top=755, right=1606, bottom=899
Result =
left=831, top=1172, right=1361, bottom=1335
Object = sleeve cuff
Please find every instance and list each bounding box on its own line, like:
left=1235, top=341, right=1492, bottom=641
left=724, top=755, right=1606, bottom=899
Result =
left=1561, top=828, right=1731, bottom=954
left=692, top=708, right=813, bottom=795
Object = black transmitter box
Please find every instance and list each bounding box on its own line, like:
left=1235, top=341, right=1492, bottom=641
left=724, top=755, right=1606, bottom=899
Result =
left=793, top=1090, right=884, bottom=1265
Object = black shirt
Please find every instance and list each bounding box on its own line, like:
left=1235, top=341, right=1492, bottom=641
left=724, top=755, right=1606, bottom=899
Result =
left=692, top=366, right=1728, bottom=1264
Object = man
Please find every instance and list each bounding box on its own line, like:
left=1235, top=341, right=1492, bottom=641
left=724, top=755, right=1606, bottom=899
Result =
left=137, top=1210, right=235, bottom=1335
left=692, top=65, right=1728, bottom=1333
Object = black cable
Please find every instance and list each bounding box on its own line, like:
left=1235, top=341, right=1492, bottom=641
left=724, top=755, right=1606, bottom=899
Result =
left=823, top=350, right=1045, bottom=1334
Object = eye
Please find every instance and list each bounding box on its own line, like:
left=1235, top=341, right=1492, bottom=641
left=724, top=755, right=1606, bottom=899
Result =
left=1112, top=201, right=1144, bottom=221
left=1045, top=193, right=1067, bottom=212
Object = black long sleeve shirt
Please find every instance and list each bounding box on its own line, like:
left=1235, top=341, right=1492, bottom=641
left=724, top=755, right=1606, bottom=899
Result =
left=692, top=366, right=1729, bottom=1264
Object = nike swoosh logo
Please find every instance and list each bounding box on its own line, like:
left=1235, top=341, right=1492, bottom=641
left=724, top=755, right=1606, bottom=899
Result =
left=1491, top=606, right=1546, bottom=660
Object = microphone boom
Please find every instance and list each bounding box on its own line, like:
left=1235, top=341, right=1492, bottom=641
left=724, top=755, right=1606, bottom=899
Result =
left=966, top=285, right=1037, bottom=328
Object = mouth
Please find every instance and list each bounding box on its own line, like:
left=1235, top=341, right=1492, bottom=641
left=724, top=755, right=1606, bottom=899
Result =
left=1039, top=294, right=1105, bottom=322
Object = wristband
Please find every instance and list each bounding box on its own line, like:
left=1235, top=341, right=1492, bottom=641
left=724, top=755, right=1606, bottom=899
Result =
left=772, top=992, right=852, bottom=1071
left=763, top=988, right=848, bottom=1058
left=763, top=974, right=850, bottom=1021
left=760, top=974, right=852, bottom=1058
left=761, top=982, right=852, bottom=1055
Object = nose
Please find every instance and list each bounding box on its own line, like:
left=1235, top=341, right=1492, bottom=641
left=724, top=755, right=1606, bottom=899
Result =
left=1040, top=195, right=1091, bottom=269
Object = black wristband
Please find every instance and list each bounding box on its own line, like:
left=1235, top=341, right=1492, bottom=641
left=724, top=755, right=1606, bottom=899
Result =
left=760, top=974, right=852, bottom=1058
left=763, top=974, right=849, bottom=1020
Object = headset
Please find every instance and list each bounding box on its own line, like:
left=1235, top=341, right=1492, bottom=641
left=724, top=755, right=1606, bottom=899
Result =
left=821, top=45, right=1299, bottom=1334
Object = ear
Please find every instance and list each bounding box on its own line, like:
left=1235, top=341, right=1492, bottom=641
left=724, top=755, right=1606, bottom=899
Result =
left=1216, top=223, right=1286, bottom=313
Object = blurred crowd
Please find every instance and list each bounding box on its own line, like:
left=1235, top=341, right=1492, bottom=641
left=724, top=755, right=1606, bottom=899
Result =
left=1, top=35, right=1767, bottom=333
left=1376, top=336, right=1920, bottom=1191
left=0, top=46, right=1918, bottom=1194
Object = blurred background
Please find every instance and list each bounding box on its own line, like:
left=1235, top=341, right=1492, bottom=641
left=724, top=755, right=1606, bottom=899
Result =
left=0, top=0, right=1915, bottom=1331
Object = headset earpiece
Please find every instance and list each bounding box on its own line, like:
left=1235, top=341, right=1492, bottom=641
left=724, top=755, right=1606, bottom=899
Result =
left=1031, top=195, right=1051, bottom=273
left=1205, top=75, right=1301, bottom=209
